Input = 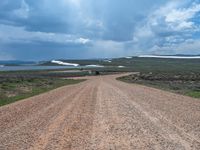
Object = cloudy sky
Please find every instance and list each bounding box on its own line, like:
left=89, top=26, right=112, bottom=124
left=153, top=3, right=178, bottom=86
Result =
left=0, top=0, right=200, bottom=60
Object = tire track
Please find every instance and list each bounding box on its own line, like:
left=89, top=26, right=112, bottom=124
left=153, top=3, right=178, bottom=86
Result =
left=0, top=74, right=200, bottom=150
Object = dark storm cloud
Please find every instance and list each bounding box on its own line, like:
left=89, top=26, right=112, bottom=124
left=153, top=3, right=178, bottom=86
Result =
left=0, top=0, right=200, bottom=60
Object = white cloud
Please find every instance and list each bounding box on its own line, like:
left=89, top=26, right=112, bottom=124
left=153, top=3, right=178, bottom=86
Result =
left=165, top=3, right=200, bottom=30
left=165, top=4, right=200, bottom=22
left=165, top=35, right=185, bottom=44
left=148, top=39, right=200, bottom=55
left=76, top=38, right=90, bottom=44
left=174, top=39, right=200, bottom=53
left=133, top=25, right=154, bottom=40
left=176, top=21, right=194, bottom=30
left=144, top=1, right=200, bottom=32
left=132, top=0, right=200, bottom=55
left=13, top=0, right=30, bottom=19
left=0, top=24, right=90, bottom=45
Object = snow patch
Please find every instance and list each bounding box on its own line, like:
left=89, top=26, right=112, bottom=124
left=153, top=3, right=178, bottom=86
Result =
left=118, top=66, right=125, bottom=68
left=103, top=60, right=112, bottom=63
left=125, top=57, right=132, bottom=59
left=86, top=65, right=104, bottom=67
left=51, top=60, right=79, bottom=67
left=138, top=55, right=200, bottom=59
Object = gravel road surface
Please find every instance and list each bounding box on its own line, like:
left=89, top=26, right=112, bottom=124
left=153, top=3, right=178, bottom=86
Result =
left=0, top=74, right=200, bottom=150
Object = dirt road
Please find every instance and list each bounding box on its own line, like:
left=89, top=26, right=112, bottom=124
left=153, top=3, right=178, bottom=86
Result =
left=0, top=74, right=200, bottom=150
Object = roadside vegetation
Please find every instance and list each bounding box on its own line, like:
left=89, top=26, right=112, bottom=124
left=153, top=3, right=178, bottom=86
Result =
left=1, top=57, right=200, bottom=105
left=0, top=72, right=85, bottom=106
left=118, top=72, right=200, bottom=99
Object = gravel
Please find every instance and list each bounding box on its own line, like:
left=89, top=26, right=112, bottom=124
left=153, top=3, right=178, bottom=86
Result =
left=0, top=74, right=200, bottom=150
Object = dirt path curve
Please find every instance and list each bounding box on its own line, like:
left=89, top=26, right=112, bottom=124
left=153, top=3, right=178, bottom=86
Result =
left=0, top=74, right=200, bottom=150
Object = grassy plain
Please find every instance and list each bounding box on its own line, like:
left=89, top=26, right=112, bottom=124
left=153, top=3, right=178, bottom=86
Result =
left=0, top=71, right=86, bottom=106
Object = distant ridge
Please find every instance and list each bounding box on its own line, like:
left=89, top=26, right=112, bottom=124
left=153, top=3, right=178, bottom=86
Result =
left=0, top=60, right=37, bottom=66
